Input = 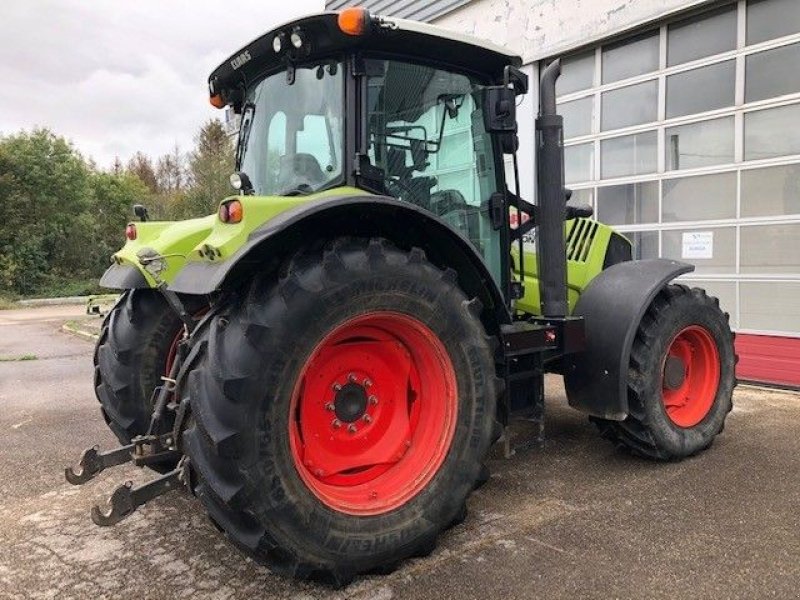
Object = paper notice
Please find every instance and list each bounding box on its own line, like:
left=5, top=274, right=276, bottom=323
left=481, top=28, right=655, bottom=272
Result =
left=681, top=231, right=713, bottom=259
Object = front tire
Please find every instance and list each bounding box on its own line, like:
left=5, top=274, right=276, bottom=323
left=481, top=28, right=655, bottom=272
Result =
left=94, top=290, right=205, bottom=469
left=592, top=285, right=736, bottom=460
left=183, top=238, right=499, bottom=584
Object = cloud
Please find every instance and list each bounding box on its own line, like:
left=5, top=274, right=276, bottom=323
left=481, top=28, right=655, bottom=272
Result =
left=0, top=0, right=324, bottom=168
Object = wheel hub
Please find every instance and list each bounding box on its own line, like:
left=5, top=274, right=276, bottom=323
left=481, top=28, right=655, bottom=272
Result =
left=663, top=355, right=686, bottom=390
left=333, top=382, right=368, bottom=423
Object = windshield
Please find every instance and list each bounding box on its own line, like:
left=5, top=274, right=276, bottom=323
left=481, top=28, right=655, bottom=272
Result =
left=238, top=62, right=344, bottom=196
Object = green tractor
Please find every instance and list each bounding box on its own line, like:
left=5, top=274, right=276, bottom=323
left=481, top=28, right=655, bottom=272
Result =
left=66, top=8, right=736, bottom=585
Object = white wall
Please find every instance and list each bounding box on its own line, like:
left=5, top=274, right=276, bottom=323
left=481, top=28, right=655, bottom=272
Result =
left=435, top=0, right=715, bottom=63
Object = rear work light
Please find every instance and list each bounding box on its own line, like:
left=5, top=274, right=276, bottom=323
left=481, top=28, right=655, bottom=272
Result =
left=125, top=223, right=137, bottom=241
left=338, top=7, right=370, bottom=36
left=218, top=200, right=243, bottom=224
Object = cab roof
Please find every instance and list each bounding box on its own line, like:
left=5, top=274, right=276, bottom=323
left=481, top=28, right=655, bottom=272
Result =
left=208, top=11, right=522, bottom=107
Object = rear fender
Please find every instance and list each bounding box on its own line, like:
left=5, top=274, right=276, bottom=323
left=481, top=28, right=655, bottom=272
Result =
left=169, top=194, right=511, bottom=333
left=563, top=259, right=694, bottom=420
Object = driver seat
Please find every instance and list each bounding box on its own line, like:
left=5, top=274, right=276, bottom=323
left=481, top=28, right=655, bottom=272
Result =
left=276, top=153, right=327, bottom=191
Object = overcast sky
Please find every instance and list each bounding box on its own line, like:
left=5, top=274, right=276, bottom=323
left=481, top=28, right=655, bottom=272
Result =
left=0, top=1, right=323, bottom=168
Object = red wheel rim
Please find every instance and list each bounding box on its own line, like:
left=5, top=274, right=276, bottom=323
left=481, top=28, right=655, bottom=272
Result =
left=165, top=329, right=183, bottom=374
left=289, top=312, right=458, bottom=516
left=165, top=309, right=207, bottom=375
left=661, top=325, right=720, bottom=428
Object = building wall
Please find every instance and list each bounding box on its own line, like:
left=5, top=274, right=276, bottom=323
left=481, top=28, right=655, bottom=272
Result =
left=433, top=0, right=715, bottom=62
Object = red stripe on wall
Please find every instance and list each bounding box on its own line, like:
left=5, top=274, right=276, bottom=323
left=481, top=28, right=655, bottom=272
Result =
left=735, top=334, right=800, bottom=388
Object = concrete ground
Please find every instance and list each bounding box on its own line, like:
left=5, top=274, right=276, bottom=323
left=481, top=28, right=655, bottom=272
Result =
left=1, top=305, right=798, bottom=599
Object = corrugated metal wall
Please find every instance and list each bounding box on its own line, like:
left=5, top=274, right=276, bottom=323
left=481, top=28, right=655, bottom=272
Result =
left=324, top=0, right=470, bottom=22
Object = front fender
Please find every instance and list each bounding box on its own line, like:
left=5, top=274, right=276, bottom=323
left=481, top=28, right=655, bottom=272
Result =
left=563, top=259, right=694, bottom=420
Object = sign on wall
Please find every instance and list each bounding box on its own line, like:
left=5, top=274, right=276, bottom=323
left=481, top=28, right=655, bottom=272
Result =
left=681, top=231, right=714, bottom=259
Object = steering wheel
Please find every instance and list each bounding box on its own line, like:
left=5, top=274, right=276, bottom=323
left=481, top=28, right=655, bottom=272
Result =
left=385, top=177, right=422, bottom=206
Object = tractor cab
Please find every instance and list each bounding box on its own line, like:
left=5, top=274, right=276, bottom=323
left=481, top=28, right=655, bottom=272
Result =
left=209, top=8, right=525, bottom=287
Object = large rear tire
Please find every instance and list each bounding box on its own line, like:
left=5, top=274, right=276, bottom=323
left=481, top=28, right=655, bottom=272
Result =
left=183, top=238, right=499, bottom=584
left=591, top=284, right=735, bottom=460
left=94, top=289, right=205, bottom=470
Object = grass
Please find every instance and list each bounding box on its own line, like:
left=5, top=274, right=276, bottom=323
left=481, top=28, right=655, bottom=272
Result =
left=26, top=277, right=105, bottom=299
left=1, top=276, right=106, bottom=308
left=0, top=353, right=38, bottom=362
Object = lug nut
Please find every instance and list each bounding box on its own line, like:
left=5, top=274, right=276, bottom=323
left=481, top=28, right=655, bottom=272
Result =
left=332, top=419, right=341, bottom=428
left=332, top=383, right=342, bottom=392
left=362, top=414, right=372, bottom=423
left=347, top=423, right=357, bottom=433
left=348, top=372, right=357, bottom=382
left=325, top=402, right=335, bottom=411
left=368, top=395, right=378, bottom=405
left=364, top=379, right=372, bottom=387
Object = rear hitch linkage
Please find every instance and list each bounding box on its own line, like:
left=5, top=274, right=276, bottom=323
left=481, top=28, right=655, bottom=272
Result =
left=64, top=431, right=180, bottom=485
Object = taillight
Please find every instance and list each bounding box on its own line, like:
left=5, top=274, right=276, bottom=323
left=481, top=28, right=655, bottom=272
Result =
left=218, top=200, right=243, bottom=224
left=125, top=223, right=137, bottom=240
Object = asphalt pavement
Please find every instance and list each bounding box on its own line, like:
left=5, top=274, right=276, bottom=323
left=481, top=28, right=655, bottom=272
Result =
left=0, top=305, right=798, bottom=599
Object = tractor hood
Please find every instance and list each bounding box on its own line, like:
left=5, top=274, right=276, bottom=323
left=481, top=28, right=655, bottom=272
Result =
left=100, top=186, right=366, bottom=290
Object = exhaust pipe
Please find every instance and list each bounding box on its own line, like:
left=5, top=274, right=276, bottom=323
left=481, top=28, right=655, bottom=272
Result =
left=535, top=59, right=568, bottom=318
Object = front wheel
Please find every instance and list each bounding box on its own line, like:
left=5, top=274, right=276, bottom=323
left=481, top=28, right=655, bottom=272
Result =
left=183, top=238, right=500, bottom=584
left=592, top=285, right=736, bottom=460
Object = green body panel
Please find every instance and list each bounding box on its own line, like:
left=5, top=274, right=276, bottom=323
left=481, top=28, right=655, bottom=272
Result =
left=111, top=186, right=367, bottom=287
left=512, top=219, right=627, bottom=316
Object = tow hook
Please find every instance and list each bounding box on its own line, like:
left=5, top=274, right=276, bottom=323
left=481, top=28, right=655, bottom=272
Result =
left=90, top=457, right=190, bottom=526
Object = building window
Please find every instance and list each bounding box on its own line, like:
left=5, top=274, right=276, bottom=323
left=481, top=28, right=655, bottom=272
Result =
left=745, top=43, right=800, bottom=102
left=558, top=96, right=594, bottom=139
left=665, top=117, right=735, bottom=170
left=666, top=60, right=735, bottom=118
left=745, top=103, right=800, bottom=160
left=602, top=30, right=659, bottom=83
left=597, top=182, right=659, bottom=225
left=556, top=51, right=594, bottom=96
left=601, top=80, right=658, bottom=130
left=601, top=131, right=657, bottom=179
left=746, top=0, right=800, bottom=45
left=564, top=143, right=594, bottom=184
left=662, top=172, right=737, bottom=222
left=667, top=5, right=737, bottom=66
left=740, top=282, right=800, bottom=332
left=628, top=230, right=660, bottom=260
left=662, top=227, right=737, bottom=274
left=741, top=164, right=800, bottom=217
left=740, top=223, right=800, bottom=274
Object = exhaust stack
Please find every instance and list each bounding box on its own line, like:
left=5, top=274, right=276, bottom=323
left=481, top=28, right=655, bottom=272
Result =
left=535, top=60, right=568, bottom=318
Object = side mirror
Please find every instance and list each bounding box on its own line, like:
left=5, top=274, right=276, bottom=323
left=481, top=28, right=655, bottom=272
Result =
left=133, top=204, right=149, bottom=222
left=482, top=86, right=517, bottom=133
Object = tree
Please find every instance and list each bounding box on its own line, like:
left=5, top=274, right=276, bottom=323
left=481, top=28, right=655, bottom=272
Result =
left=87, top=172, right=149, bottom=275
left=156, top=144, right=186, bottom=194
left=185, top=119, right=235, bottom=218
left=0, top=129, right=91, bottom=294
left=127, top=152, right=158, bottom=194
